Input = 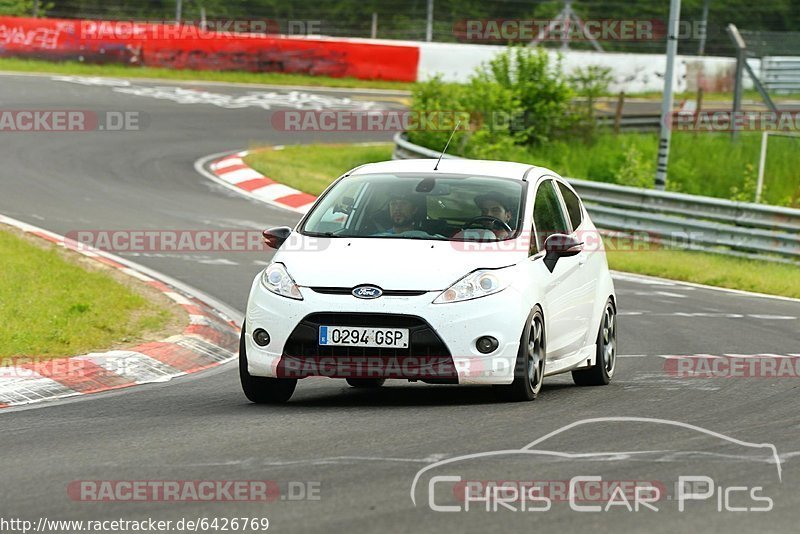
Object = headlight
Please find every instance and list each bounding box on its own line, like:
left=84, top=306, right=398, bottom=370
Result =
left=260, top=262, right=303, bottom=300
left=433, top=269, right=511, bottom=304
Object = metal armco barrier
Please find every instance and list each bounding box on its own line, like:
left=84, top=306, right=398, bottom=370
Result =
left=595, top=114, right=661, bottom=132
left=393, top=132, right=800, bottom=264
left=761, top=56, right=800, bottom=94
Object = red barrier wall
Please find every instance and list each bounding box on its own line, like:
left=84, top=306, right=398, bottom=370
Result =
left=0, top=16, right=420, bottom=81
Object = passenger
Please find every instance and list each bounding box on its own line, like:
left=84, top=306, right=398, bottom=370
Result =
left=474, top=191, right=515, bottom=238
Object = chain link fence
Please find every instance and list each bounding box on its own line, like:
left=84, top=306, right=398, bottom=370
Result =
left=6, top=0, right=798, bottom=57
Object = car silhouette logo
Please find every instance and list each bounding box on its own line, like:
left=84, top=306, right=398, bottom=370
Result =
left=352, top=285, right=383, bottom=299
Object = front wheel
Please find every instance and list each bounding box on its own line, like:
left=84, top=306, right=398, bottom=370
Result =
left=239, top=321, right=297, bottom=403
left=572, top=299, right=616, bottom=386
left=495, top=309, right=545, bottom=402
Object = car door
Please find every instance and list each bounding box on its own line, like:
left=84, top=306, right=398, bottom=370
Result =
left=555, top=179, right=598, bottom=350
left=527, top=178, right=589, bottom=365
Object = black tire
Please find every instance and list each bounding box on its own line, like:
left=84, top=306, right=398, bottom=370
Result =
left=495, top=308, right=546, bottom=402
left=346, top=378, right=386, bottom=388
left=239, top=321, right=296, bottom=403
left=572, top=299, right=617, bottom=386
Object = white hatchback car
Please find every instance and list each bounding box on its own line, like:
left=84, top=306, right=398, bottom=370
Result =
left=241, top=158, right=616, bottom=403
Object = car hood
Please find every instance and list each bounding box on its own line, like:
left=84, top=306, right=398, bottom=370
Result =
left=275, top=236, right=522, bottom=291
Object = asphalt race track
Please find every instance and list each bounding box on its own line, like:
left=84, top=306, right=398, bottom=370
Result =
left=1, top=72, right=799, bottom=533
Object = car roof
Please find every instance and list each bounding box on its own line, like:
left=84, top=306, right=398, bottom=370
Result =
left=348, top=158, right=557, bottom=182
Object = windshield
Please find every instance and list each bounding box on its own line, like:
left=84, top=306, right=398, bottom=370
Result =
left=300, top=173, right=525, bottom=241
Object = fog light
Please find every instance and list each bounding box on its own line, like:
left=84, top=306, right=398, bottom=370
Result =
left=476, top=336, right=499, bottom=354
left=253, top=328, right=270, bottom=347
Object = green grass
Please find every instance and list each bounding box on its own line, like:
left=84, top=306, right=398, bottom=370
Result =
left=244, top=143, right=395, bottom=196
left=605, top=241, right=800, bottom=299
left=0, top=57, right=415, bottom=91
left=428, top=130, right=799, bottom=207
left=618, top=90, right=800, bottom=103
left=245, top=142, right=800, bottom=298
left=0, top=229, right=178, bottom=359
left=522, top=131, right=800, bottom=207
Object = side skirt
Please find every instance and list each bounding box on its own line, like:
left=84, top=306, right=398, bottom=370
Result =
left=544, top=344, right=596, bottom=376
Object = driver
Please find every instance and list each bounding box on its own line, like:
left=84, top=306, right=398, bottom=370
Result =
left=385, top=192, right=419, bottom=234
left=474, top=191, right=514, bottom=238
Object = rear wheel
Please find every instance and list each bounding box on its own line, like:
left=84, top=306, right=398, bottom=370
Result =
left=495, top=309, right=545, bottom=402
left=572, top=299, right=616, bottom=386
left=346, top=378, right=386, bottom=388
left=239, top=321, right=296, bottom=403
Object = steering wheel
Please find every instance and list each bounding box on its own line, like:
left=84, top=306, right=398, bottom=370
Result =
left=463, top=216, right=513, bottom=234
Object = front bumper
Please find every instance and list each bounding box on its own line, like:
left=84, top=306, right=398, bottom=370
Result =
left=244, top=277, right=530, bottom=385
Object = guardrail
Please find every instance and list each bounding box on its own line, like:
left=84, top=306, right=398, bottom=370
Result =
left=393, top=132, right=800, bottom=264
left=595, top=114, right=661, bottom=133
left=761, top=56, right=800, bottom=94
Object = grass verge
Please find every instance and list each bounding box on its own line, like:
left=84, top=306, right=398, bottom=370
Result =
left=521, top=131, right=800, bottom=207
left=618, top=89, right=800, bottom=103
left=0, top=227, right=185, bottom=359
left=244, top=143, right=395, bottom=196
left=410, top=130, right=800, bottom=208
left=605, top=243, right=800, bottom=299
left=245, top=142, right=800, bottom=298
left=0, top=57, right=415, bottom=91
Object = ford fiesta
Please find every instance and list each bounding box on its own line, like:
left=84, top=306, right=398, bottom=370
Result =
left=240, top=158, right=617, bottom=403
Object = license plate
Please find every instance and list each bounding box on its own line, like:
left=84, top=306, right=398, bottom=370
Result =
left=319, top=326, right=409, bottom=348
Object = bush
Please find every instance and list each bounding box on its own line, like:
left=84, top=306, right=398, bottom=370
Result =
left=407, top=47, right=799, bottom=207
left=615, top=143, right=654, bottom=188
left=407, top=77, right=470, bottom=158
left=569, top=65, right=614, bottom=140
left=471, top=46, right=574, bottom=146
left=0, top=0, right=50, bottom=16
left=408, top=46, right=575, bottom=157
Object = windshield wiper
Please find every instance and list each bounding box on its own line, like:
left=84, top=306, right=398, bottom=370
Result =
left=303, top=231, right=340, bottom=238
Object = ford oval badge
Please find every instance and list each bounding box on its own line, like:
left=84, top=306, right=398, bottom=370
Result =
left=352, top=285, right=383, bottom=299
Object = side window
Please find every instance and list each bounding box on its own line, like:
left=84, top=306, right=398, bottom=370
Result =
left=531, top=179, right=570, bottom=254
left=557, top=182, right=583, bottom=230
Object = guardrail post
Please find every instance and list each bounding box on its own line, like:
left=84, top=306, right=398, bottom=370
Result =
left=655, top=0, right=682, bottom=190
left=426, top=0, right=434, bottom=42
left=756, top=131, right=769, bottom=204
left=614, top=92, right=625, bottom=134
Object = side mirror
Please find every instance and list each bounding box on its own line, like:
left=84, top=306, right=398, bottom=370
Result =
left=543, top=233, right=582, bottom=273
left=332, top=196, right=354, bottom=215
left=262, top=226, right=292, bottom=250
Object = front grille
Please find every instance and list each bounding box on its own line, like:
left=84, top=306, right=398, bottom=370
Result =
left=278, top=312, right=456, bottom=380
left=309, top=287, right=428, bottom=297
